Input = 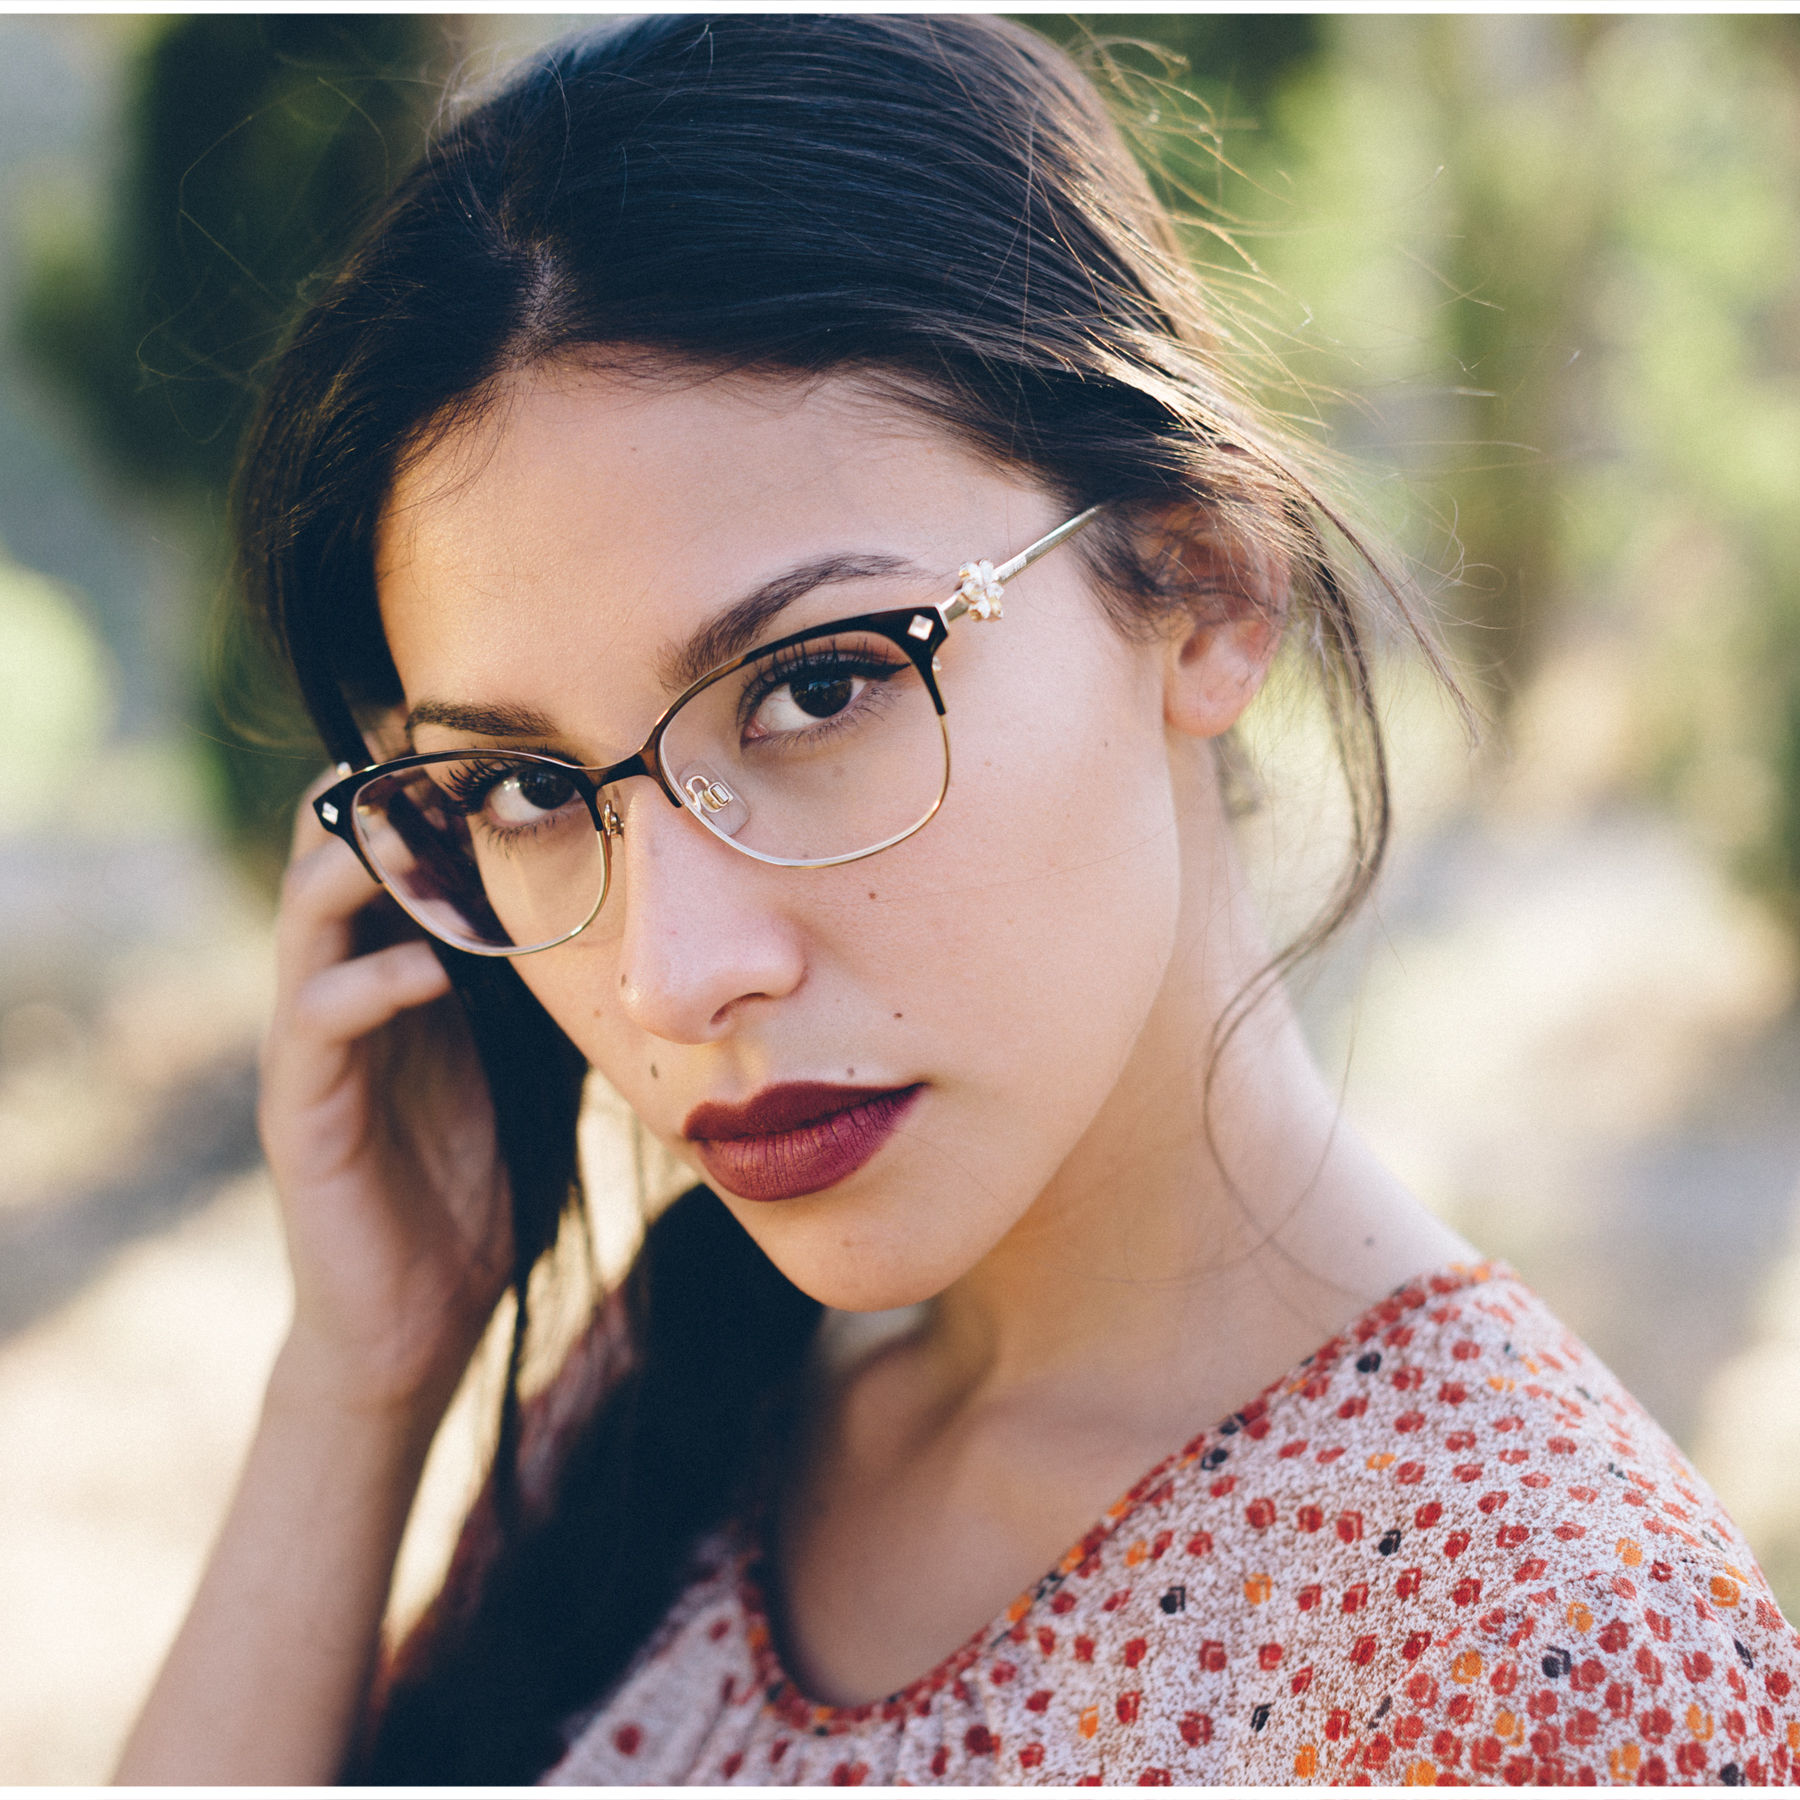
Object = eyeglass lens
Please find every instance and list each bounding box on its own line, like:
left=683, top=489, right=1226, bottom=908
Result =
left=353, top=758, right=607, bottom=954
left=659, top=625, right=946, bottom=863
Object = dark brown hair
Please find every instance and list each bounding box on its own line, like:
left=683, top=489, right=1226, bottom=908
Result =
left=233, top=14, right=1446, bottom=1781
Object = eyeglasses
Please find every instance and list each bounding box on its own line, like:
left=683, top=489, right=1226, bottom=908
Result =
left=313, top=505, right=1102, bottom=956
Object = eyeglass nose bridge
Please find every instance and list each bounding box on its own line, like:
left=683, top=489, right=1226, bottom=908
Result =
left=606, top=763, right=750, bottom=843
left=581, top=747, right=724, bottom=843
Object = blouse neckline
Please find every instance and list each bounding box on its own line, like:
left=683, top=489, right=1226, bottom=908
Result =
left=736, top=1258, right=1502, bottom=1728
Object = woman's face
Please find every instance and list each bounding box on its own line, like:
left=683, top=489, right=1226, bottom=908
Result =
left=378, top=364, right=1192, bottom=1312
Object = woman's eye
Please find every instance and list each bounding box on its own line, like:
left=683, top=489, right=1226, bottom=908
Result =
left=748, top=664, right=887, bottom=736
left=487, top=766, right=579, bottom=825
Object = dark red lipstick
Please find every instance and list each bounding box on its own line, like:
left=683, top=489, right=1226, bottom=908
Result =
left=684, top=1082, right=923, bottom=1202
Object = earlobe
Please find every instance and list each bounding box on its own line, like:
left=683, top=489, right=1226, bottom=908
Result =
left=1163, top=608, right=1282, bottom=740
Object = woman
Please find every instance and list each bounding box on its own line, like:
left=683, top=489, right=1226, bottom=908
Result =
left=117, top=15, right=1799, bottom=1787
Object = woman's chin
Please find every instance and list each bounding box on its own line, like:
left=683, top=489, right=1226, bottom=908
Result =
left=719, top=1183, right=1005, bottom=1316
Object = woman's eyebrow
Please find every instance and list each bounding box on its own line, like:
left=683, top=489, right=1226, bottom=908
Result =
left=660, top=552, right=923, bottom=690
left=404, top=698, right=559, bottom=739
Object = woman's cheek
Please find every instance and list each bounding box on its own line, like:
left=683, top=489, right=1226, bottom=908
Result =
left=912, top=718, right=1182, bottom=1129
left=508, top=939, right=628, bottom=1074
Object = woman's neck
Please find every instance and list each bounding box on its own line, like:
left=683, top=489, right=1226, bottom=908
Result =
left=917, top=749, right=1473, bottom=1442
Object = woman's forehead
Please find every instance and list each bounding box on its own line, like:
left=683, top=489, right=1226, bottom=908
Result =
left=383, top=365, right=965, bottom=541
left=375, top=364, right=1042, bottom=664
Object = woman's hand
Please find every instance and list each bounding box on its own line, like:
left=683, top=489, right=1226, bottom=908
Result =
left=116, top=778, right=520, bottom=1784
left=259, top=774, right=514, bottom=1426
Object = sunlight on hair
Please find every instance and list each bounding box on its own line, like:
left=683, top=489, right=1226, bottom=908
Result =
left=386, top=1069, right=693, bottom=1642
left=577, top=1071, right=693, bottom=1288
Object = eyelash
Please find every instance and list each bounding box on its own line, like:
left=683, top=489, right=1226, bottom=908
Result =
left=735, top=644, right=909, bottom=734
left=434, top=750, right=583, bottom=818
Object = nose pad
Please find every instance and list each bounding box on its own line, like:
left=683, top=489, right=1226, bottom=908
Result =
left=676, top=763, right=751, bottom=839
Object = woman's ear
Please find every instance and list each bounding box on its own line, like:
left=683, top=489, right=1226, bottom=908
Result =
left=1151, top=509, right=1287, bottom=741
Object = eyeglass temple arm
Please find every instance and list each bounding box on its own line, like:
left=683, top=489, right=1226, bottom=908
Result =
left=940, top=504, right=1104, bottom=623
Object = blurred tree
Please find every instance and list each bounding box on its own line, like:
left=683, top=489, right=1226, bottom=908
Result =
left=18, top=15, right=445, bottom=885
left=1419, top=17, right=1602, bottom=698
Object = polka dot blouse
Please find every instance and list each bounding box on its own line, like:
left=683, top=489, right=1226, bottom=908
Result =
left=542, top=1264, right=1800, bottom=1786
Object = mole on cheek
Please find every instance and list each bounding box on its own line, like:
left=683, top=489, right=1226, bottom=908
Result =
left=650, top=1063, right=659, bottom=1080
left=893, top=1012, right=902, bottom=1020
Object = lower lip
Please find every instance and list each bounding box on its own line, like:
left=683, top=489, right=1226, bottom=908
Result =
left=690, top=1086, right=923, bottom=1202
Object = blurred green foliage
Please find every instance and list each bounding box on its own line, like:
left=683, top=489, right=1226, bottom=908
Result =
left=19, top=15, right=442, bottom=885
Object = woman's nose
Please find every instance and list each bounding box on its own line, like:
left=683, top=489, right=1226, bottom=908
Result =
left=608, top=786, right=806, bottom=1043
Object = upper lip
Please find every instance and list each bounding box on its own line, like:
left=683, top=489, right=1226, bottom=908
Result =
left=683, top=1081, right=918, bottom=1141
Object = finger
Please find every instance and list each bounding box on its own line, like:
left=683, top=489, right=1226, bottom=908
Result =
left=276, top=836, right=386, bottom=989
left=287, top=939, right=452, bottom=1046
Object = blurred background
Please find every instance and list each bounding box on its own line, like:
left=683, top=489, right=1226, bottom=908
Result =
left=0, top=12, right=1796, bottom=1780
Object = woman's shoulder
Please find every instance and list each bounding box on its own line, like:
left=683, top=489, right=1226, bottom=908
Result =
left=988, top=1261, right=1800, bottom=1785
